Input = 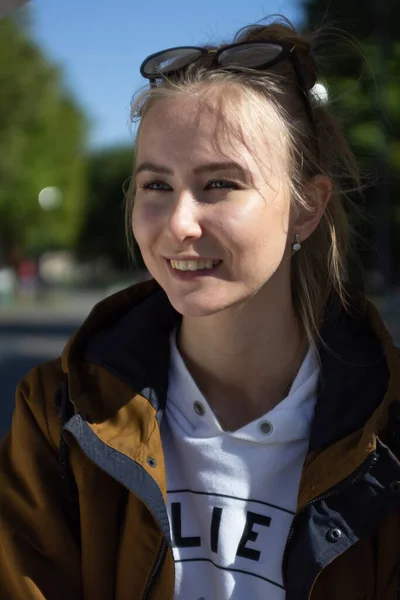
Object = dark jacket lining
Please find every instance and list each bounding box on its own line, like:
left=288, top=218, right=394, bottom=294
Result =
left=82, top=286, right=389, bottom=453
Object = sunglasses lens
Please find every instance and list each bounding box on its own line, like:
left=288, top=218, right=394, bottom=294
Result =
left=142, top=48, right=204, bottom=77
left=218, top=43, right=283, bottom=68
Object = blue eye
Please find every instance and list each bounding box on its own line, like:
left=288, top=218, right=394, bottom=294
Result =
left=207, top=180, right=239, bottom=190
left=142, top=181, right=172, bottom=191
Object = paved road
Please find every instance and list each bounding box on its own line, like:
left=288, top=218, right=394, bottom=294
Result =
left=0, top=290, right=106, bottom=442
left=0, top=321, right=80, bottom=442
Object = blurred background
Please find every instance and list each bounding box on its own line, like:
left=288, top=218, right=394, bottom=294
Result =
left=0, top=0, right=399, bottom=439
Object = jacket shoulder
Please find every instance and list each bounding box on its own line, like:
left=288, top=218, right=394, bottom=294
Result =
left=0, top=358, right=82, bottom=598
left=16, top=357, right=67, bottom=450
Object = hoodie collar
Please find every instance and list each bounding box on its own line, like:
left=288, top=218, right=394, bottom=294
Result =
left=61, top=280, right=397, bottom=452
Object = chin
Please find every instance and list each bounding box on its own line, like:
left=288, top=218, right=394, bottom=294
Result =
left=165, top=287, right=248, bottom=318
left=165, top=292, right=231, bottom=318
left=168, top=299, right=225, bottom=318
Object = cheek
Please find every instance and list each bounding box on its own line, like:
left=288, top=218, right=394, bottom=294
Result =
left=133, top=198, right=168, bottom=229
left=222, top=201, right=287, bottom=253
left=131, top=205, right=140, bottom=241
left=131, top=204, right=152, bottom=253
left=132, top=198, right=156, bottom=230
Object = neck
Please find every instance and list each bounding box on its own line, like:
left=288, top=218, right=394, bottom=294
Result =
left=177, top=283, right=307, bottom=431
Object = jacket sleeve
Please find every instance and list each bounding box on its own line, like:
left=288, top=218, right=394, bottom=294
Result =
left=0, top=362, right=82, bottom=600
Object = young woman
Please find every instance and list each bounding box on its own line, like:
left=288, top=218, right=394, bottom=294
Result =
left=1, top=17, right=400, bottom=600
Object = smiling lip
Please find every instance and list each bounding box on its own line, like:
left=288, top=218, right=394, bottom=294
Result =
left=165, top=257, right=222, bottom=279
left=164, top=256, right=219, bottom=261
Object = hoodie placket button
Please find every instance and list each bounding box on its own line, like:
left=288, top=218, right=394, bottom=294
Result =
left=194, top=401, right=206, bottom=416
left=260, top=421, right=273, bottom=435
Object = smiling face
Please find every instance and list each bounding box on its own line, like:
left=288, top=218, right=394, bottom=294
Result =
left=132, top=87, right=294, bottom=317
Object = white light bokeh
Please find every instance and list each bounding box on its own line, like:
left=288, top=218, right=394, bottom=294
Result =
left=38, top=187, right=63, bottom=211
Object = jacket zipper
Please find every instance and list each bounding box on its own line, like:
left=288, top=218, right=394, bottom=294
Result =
left=142, top=538, right=168, bottom=600
left=281, top=450, right=378, bottom=589
left=63, top=422, right=172, bottom=599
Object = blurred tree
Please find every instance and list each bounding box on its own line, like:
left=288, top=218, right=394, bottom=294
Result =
left=304, top=0, right=400, bottom=39
left=0, top=14, right=87, bottom=263
left=303, top=0, right=400, bottom=284
left=77, top=145, right=135, bottom=269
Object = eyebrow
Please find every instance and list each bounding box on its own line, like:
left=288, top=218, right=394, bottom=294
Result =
left=135, top=161, right=252, bottom=180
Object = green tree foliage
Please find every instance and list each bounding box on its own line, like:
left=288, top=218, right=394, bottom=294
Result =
left=0, top=14, right=87, bottom=263
left=303, top=0, right=400, bottom=280
left=77, top=146, right=135, bottom=269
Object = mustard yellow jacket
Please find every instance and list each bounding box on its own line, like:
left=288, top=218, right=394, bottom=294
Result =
left=1, top=280, right=400, bottom=600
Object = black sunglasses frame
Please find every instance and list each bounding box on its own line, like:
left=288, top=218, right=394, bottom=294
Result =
left=140, top=40, right=318, bottom=148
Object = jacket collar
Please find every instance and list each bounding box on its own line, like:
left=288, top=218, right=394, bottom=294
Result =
left=309, top=293, right=391, bottom=451
left=61, top=280, right=398, bottom=457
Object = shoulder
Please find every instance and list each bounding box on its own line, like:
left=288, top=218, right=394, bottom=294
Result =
left=16, top=357, right=66, bottom=450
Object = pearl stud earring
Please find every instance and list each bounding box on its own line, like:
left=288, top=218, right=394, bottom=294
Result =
left=292, top=234, right=301, bottom=255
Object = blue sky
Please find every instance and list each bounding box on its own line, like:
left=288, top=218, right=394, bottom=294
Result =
left=28, top=0, right=304, bottom=149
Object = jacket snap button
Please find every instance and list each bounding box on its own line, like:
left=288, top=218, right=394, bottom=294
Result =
left=147, top=457, right=157, bottom=468
left=390, top=481, right=400, bottom=493
left=326, top=528, right=343, bottom=543
left=370, top=452, right=378, bottom=465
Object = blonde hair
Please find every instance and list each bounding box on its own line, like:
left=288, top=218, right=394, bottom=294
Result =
left=125, top=16, right=363, bottom=347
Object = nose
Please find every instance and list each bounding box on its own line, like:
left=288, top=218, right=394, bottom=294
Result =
left=166, top=191, right=202, bottom=244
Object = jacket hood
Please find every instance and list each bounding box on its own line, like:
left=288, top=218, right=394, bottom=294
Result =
left=61, top=279, right=400, bottom=454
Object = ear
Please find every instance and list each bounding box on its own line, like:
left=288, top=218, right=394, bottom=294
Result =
left=292, top=175, right=332, bottom=241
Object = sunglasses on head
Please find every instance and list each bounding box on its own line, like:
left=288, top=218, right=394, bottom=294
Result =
left=140, top=40, right=318, bottom=141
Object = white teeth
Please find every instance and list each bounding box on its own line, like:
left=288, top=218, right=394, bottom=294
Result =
left=170, top=259, right=219, bottom=271
left=188, top=260, right=199, bottom=271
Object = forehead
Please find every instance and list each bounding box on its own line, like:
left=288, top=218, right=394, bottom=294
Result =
left=136, top=89, right=284, bottom=173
